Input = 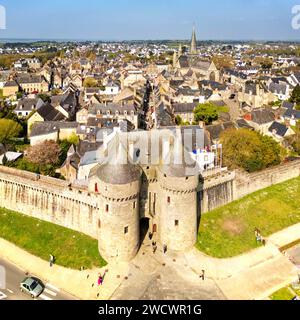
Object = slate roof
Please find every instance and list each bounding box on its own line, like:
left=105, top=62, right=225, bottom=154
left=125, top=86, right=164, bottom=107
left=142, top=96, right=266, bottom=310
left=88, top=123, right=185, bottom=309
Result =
left=4, top=80, right=18, bottom=87
left=206, top=121, right=236, bottom=141
left=269, top=82, right=288, bottom=95
left=178, top=56, right=189, bottom=68
left=283, top=108, right=300, bottom=120
left=156, top=102, right=176, bottom=127
left=248, top=109, right=275, bottom=124
left=36, top=103, right=66, bottom=122
left=282, top=101, right=294, bottom=109
left=173, top=103, right=197, bottom=113
left=89, top=103, right=136, bottom=115
left=15, top=98, right=44, bottom=112
left=236, top=118, right=254, bottom=130
left=268, top=122, right=289, bottom=137
left=30, top=121, right=78, bottom=138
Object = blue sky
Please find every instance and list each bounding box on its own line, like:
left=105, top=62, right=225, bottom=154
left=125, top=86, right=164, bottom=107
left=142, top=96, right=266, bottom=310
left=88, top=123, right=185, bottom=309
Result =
left=0, top=0, right=299, bottom=40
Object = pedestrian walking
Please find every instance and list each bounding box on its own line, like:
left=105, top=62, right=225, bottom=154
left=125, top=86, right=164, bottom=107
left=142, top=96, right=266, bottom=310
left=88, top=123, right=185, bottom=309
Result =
left=200, top=270, right=205, bottom=281
left=152, top=242, right=157, bottom=254
left=49, top=254, right=54, bottom=267
left=98, top=274, right=103, bottom=286
left=163, top=244, right=168, bottom=254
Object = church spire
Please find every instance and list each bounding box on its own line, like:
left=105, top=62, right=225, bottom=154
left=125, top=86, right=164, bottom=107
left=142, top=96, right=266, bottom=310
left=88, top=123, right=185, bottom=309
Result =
left=190, top=25, right=197, bottom=54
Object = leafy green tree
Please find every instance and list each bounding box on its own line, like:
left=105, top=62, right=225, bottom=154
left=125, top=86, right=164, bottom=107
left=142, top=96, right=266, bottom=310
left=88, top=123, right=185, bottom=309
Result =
left=193, top=103, right=219, bottom=125
left=176, top=115, right=184, bottom=125
left=83, top=77, right=98, bottom=88
left=220, top=129, right=282, bottom=173
left=290, top=84, right=300, bottom=105
left=67, top=133, right=79, bottom=146
left=0, top=119, right=22, bottom=144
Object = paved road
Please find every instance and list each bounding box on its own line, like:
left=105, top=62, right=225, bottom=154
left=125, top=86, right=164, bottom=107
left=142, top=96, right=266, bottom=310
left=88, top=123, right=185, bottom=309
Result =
left=0, top=258, right=78, bottom=300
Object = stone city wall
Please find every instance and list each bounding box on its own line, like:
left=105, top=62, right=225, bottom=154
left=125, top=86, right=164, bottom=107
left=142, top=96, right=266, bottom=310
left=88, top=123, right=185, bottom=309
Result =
left=0, top=166, right=100, bottom=239
left=235, top=160, right=300, bottom=200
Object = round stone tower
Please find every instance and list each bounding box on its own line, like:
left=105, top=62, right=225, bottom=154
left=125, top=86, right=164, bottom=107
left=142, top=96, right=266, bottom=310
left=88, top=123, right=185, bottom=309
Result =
left=89, top=162, right=141, bottom=263
left=157, top=161, right=199, bottom=252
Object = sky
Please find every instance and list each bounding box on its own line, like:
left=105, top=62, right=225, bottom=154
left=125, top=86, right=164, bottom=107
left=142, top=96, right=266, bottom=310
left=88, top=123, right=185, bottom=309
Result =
left=0, top=0, right=299, bottom=41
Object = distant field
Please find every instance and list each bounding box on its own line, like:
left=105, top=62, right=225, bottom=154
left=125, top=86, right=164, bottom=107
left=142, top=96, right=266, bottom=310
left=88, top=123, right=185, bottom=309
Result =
left=197, top=177, right=300, bottom=258
left=0, top=208, right=107, bottom=269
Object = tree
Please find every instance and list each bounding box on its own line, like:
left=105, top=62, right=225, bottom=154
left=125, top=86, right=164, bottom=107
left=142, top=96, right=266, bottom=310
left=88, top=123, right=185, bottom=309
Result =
left=83, top=77, right=98, bottom=88
left=212, top=55, right=234, bottom=69
left=290, top=85, right=300, bottom=105
left=67, top=133, right=79, bottom=146
left=26, top=140, right=61, bottom=166
left=286, top=122, right=300, bottom=154
left=193, top=103, right=219, bottom=125
left=0, top=119, right=22, bottom=144
left=220, top=129, right=282, bottom=173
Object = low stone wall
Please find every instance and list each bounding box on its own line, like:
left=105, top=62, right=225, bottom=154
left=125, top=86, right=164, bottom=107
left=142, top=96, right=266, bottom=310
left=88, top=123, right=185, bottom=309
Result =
left=235, top=160, right=300, bottom=200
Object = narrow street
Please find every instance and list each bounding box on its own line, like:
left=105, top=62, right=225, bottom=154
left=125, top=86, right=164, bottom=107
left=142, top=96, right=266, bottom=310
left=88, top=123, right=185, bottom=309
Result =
left=0, top=258, right=77, bottom=300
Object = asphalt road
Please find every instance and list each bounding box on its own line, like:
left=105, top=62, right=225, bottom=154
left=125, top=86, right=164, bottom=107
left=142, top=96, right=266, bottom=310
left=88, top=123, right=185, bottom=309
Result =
left=0, top=258, right=78, bottom=300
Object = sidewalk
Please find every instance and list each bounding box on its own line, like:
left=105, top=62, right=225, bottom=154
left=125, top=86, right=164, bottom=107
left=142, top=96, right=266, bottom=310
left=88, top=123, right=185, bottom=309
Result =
left=0, top=238, right=129, bottom=300
left=1, top=222, right=300, bottom=300
left=184, top=223, right=300, bottom=300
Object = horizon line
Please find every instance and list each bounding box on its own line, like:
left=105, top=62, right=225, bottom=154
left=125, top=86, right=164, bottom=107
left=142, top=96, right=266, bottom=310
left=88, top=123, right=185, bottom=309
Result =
left=0, top=37, right=300, bottom=43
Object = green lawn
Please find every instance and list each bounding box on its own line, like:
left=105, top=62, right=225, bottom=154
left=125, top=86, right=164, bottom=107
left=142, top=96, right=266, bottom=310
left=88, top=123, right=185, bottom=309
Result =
left=270, top=287, right=296, bottom=300
left=0, top=208, right=107, bottom=270
left=197, top=177, right=300, bottom=258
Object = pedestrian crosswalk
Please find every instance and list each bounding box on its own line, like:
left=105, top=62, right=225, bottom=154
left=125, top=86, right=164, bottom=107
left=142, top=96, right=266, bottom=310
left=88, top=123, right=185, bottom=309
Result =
left=0, top=291, right=7, bottom=300
left=38, top=284, right=60, bottom=301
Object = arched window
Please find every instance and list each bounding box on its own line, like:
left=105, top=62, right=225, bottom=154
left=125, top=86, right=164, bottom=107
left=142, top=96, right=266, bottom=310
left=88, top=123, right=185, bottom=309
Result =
left=95, top=183, right=99, bottom=193
left=167, top=196, right=171, bottom=204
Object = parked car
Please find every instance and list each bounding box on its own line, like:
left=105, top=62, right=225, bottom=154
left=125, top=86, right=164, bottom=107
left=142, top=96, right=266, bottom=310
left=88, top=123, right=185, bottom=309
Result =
left=20, top=277, right=44, bottom=299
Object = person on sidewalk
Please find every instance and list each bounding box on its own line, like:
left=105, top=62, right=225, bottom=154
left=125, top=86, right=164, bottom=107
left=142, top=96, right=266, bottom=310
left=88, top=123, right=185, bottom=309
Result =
left=200, top=270, right=205, bottom=281
left=163, top=244, right=168, bottom=254
left=49, top=254, right=54, bottom=267
left=97, top=274, right=103, bottom=286
left=152, top=242, right=157, bottom=254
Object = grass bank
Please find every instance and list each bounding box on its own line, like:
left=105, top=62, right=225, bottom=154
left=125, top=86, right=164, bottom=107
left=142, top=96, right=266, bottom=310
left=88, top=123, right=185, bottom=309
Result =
left=0, top=208, right=107, bottom=269
left=197, top=177, right=300, bottom=258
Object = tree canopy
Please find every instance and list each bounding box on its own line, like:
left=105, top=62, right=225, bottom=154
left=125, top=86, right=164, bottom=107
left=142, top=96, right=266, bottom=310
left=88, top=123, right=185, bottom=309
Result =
left=26, top=140, right=61, bottom=166
left=220, top=129, right=282, bottom=173
left=290, top=84, right=300, bottom=105
left=193, top=102, right=219, bottom=125
left=83, top=77, right=98, bottom=88
left=0, top=119, right=22, bottom=144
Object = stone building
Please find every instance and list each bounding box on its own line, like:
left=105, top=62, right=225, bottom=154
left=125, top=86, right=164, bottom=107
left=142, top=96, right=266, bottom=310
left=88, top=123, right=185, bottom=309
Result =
left=0, top=129, right=237, bottom=265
